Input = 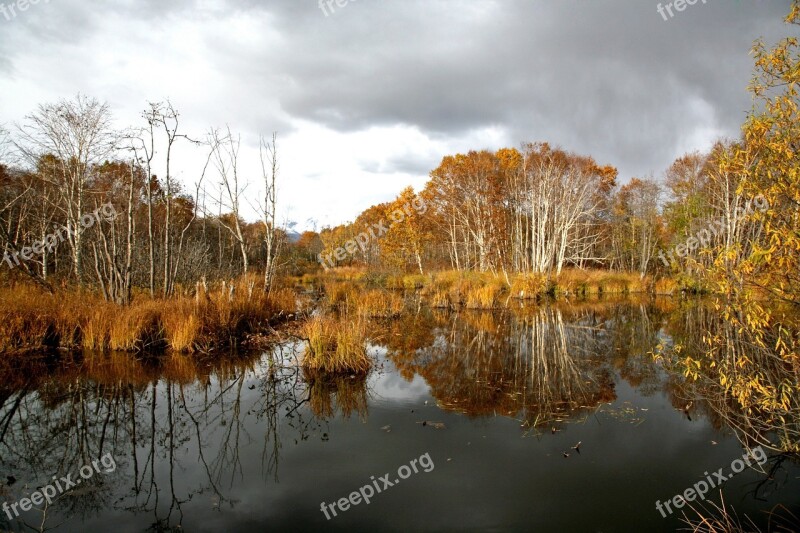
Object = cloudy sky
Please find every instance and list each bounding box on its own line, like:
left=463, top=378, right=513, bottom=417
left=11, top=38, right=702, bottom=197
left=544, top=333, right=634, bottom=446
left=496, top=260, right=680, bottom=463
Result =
left=0, top=0, right=793, bottom=230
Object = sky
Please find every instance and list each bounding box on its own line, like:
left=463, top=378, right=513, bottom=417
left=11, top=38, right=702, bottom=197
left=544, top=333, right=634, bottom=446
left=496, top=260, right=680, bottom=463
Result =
left=0, top=0, right=794, bottom=231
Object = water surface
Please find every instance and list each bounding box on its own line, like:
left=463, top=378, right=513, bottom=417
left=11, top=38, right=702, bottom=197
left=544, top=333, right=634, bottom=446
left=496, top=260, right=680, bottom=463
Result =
left=1, top=298, right=798, bottom=532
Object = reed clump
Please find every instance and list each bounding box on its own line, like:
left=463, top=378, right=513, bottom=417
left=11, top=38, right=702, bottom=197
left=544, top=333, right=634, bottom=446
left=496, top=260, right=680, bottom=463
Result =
left=510, top=273, right=547, bottom=299
left=465, top=283, right=504, bottom=309
left=654, top=277, right=678, bottom=295
left=301, top=315, right=371, bottom=374
left=356, top=289, right=404, bottom=318
left=324, top=281, right=357, bottom=310
left=555, top=269, right=650, bottom=295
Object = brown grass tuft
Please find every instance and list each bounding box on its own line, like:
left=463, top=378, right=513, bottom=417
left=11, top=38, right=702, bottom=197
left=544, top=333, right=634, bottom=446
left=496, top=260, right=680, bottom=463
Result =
left=357, top=289, right=404, bottom=318
left=301, top=315, right=372, bottom=374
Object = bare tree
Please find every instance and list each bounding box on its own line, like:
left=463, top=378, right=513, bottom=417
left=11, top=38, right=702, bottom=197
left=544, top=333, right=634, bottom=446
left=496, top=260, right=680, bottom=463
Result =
left=15, top=95, right=116, bottom=285
left=0, top=124, right=12, bottom=165
left=259, top=133, right=282, bottom=292
left=156, top=102, right=183, bottom=298
left=171, top=146, right=214, bottom=289
left=209, top=127, right=249, bottom=275
left=129, top=105, right=160, bottom=297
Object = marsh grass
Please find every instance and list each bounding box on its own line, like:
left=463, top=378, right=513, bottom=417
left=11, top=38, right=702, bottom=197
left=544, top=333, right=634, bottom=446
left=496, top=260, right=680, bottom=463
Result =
left=550, top=270, right=649, bottom=296
left=356, top=289, right=405, bottom=318
left=509, top=273, right=548, bottom=299
left=654, top=277, right=678, bottom=295
left=301, top=315, right=371, bottom=374
left=0, top=278, right=297, bottom=355
left=465, top=284, right=504, bottom=309
left=681, top=496, right=797, bottom=533
left=318, top=268, right=662, bottom=309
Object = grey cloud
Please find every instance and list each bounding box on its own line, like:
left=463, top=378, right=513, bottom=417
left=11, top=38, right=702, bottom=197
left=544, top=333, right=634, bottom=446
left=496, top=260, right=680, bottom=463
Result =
left=0, top=0, right=794, bottom=198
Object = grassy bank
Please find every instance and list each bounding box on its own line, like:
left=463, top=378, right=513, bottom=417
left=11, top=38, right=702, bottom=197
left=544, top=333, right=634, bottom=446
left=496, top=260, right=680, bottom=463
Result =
left=0, top=276, right=298, bottom=355
left=305, top=268, right=678, bottom=312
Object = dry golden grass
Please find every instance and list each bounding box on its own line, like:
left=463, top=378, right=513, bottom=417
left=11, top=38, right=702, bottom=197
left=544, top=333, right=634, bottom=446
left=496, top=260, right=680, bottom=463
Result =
left=430, top=290, right=452, bottom=309
left=556, top=269, right=650, bottom=295
left=109, top=301, right=164, bottom=351
left=418, top=271, right=509, bottom=308
left=325, top=281, right=357, bottom=309
left=301, top=315, right=372, bottom=374
left=316, top=266, right=670, bottom=312
left=161, top=299, right=201, bottom=352
left=510, top=273, right=547, bottom=299
left=465, top=284, right=504, bottom=309
left=357, top=289, right=404, bottom=318
left=0, top=284, right=76, bottom=350
left=0, top=278, right=297, bottom=355
left=401, top=274, right=427, bottom=290
left=79, top=302, right=116, bottom=351
left=654, top=277, right=678, bottom=295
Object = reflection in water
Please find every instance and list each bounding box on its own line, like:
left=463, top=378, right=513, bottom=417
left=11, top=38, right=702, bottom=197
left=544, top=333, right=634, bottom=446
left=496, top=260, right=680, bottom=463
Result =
left=660, top=299, right=800, bottom=454
left=0, top=298, right=797, bottom=531
left=377, top=299, right=673, bottom=428
left=305, top=370, right=369, bottom=421
left=0, top=346, right=320, bottom=532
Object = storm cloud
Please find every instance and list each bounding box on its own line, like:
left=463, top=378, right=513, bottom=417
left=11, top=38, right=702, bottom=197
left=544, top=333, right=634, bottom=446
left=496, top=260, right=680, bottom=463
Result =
left=0, top=0, right=792, bottom=226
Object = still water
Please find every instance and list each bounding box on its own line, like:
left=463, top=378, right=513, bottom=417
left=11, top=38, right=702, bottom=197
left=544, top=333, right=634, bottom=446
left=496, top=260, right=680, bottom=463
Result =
left=1, top=298, right=798, bottom=532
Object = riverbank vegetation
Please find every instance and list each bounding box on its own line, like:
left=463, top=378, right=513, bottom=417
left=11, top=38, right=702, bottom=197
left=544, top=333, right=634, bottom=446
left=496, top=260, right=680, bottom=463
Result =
left=0, top=4, right=798, bottom=442
left=0, top=276, right=298, bottom=354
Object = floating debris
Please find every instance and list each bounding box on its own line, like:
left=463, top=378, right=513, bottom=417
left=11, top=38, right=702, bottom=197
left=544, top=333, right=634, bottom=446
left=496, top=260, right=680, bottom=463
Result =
left=418, top=421, right=446, bottom=429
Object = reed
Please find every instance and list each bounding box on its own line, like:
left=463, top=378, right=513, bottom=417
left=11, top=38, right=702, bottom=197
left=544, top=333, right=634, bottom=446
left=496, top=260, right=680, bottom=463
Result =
left=510, top=273, right=547, bottom=299
left=109, top=301, right=165, bottom=352
left=357, top=289, right=404, bottom=318
left=0, top=277, right=297, bottom=355
left=654, top=277, right=678, bottom=295
left=465, top=284, right=503, bottom=309
left=301, top=315, right=371, bottom=373
left=556, top=269, right=651, bottom=295
left=324, top=281, right=357, bottom=309
left=430, top=290, right=452, bottom=309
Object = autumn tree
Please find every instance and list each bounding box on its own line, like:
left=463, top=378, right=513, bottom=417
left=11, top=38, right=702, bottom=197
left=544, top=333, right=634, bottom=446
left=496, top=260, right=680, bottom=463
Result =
left=669, top=2, right=800, bottom=453
left=380, top=187, right=431, bottom=274
left=611, top=178, right=663, bottom=277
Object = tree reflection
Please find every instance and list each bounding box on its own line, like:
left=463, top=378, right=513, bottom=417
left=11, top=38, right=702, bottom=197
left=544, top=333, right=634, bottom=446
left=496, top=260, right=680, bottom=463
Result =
left=0, top=345, right=315, bottom=532
left=660, top=300, right=800, bottom=454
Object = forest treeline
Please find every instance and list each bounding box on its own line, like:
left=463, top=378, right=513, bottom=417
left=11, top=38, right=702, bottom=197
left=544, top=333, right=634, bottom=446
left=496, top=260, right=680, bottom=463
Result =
left=316, top=140, right=767, bottom=284
left=0, top=98, right=789, bottom=301
left=0, top=100, right=287, bottom=303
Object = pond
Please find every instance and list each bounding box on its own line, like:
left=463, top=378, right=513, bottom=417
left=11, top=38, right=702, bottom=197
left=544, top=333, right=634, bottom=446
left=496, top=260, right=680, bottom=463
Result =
left=0, top=297, right=798, bottom=532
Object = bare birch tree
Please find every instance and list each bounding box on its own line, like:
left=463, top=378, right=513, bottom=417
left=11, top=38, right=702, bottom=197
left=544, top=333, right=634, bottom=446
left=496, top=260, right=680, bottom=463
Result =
left=15, top=95, right=116, bottom=285
left=209, top=127, right=249, bottom=275
left=259, top=133, right=282, bottom=292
